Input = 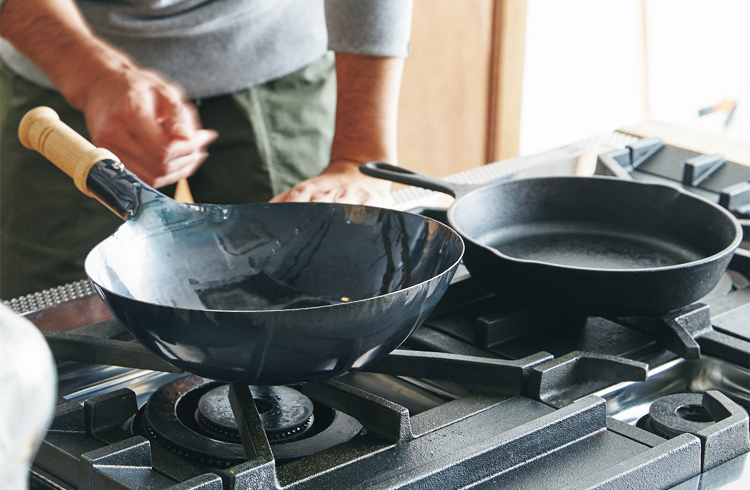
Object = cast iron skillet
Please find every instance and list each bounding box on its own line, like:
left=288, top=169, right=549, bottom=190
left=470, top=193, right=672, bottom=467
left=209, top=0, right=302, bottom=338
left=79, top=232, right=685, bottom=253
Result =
left=18, top=107, right=464, bottom=385
left=361, top=162, right=742, bottom=316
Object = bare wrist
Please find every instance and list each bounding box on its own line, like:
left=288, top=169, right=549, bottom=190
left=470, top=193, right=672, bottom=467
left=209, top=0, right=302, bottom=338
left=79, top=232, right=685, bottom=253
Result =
left=55, top=39, right=135, bottom=110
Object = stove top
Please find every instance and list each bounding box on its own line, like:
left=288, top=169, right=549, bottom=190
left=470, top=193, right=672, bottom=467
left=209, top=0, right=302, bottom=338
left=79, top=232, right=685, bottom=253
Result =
left=13, top=130, right=750, bottom=489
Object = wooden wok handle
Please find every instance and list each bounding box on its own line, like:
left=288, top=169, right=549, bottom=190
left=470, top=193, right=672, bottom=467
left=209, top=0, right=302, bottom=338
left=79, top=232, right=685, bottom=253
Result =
left=18, top=106, right=119, bottom=197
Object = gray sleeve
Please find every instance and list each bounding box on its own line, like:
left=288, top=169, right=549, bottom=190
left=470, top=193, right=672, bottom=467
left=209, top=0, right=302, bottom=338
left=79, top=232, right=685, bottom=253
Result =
left=325, top=0, right=413, bottom=57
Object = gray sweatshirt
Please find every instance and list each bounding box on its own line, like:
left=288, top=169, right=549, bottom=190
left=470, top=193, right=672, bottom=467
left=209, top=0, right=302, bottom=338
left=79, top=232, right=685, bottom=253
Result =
left=0, top=0, right=413, bottom=98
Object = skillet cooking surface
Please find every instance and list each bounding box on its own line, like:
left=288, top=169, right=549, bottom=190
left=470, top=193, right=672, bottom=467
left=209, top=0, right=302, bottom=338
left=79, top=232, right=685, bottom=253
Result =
left=450, top=177, right=738, bottom=272
left=477, top=222, right=704, bottom=269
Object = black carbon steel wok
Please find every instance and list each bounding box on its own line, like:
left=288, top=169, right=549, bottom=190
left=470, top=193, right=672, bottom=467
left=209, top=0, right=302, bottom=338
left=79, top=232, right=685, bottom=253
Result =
left=18, top=107, right=464, bottom=385
left=361, top=162, right=742, bottom=316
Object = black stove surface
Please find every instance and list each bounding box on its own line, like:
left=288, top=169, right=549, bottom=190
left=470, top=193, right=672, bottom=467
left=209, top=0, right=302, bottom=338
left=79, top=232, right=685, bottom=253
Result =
left=29, top=255, right=750, bottom=489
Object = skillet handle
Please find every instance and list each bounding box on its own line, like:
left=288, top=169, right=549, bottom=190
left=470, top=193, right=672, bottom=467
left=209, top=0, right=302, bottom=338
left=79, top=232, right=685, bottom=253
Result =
left=360, top=162, right=461, bottom=197
left=18, top=106, right=119, bottom=197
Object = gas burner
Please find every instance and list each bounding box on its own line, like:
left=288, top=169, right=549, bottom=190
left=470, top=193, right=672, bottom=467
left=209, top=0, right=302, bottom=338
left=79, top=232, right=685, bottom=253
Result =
left=634, top=390, right=750, bottom=471
left=637, top=393, right=716, bottom=439
left=196, top=385, right=314, bottom=443
left=133, top=375, right=362, bottom=467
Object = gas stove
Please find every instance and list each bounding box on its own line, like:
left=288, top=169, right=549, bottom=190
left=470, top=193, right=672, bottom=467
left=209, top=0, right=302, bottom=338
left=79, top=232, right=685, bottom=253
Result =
left=11, top=129, right=750, bottom=489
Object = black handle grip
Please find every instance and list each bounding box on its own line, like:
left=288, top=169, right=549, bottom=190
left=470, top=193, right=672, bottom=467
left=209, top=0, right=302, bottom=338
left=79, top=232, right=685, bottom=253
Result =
left=360, top=162, right=461, bottom=198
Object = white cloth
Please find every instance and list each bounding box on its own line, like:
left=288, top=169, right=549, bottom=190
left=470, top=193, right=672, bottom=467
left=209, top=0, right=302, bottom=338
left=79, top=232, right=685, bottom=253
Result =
left=0, top=303, right=56, bottom=490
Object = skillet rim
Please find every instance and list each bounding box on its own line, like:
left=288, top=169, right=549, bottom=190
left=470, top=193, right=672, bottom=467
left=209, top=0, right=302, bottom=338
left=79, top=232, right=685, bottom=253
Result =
left=446, top=175, right=743, bottom=275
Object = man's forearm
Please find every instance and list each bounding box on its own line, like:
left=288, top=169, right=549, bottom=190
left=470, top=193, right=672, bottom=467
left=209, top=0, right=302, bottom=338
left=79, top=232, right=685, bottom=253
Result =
left=330, top=52, right=404, bottom=165
left=1, top=0, right=217, bottom=189
left=0, top=0, right=133, bottom=109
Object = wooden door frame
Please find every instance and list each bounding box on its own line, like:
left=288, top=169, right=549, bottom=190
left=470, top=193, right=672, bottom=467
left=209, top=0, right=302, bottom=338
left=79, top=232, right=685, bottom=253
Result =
left=486, top=0, right=527, bottom=163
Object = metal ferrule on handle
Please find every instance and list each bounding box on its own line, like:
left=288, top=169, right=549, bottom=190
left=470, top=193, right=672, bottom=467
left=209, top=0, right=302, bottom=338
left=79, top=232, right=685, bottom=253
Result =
left=18, top=106, right=148, bottom=219
left=85, top=160, right=150, bottom=219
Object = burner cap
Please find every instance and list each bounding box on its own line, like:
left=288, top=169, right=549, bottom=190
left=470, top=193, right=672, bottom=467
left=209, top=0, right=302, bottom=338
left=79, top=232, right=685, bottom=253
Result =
left=642, top=393, right=717, bottom=439
left=197, top=385, right=314, bottom=442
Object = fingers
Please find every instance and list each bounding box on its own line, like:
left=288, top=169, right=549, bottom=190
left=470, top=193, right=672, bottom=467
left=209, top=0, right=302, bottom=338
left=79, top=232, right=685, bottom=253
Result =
left=128, top=151, right=208, bottom=189
left=126, top=83, right=214, bottom=176
left=270, top=177, right=393, bottom=207
left=270, top=184, right=339, bottom=203
left=310, top=189, right=339, bottom=203
left=154, top=83, right=195, bottom=139
left=84, top=69, right=218, bottom=188
left=270, top=184, right=332, bottom=203
left=337, top=187, right=394, bottom=206
left=159, top=129, right=217, bottom=164
left=269, top=188, right=301, bottom=203
left=94, top=124, right=216, bottom=187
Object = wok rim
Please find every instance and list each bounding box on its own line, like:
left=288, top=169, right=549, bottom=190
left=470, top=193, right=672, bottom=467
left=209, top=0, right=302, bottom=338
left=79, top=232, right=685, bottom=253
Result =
left=85, top=204, right=465, bottom=313
left=447, top=175, right=742, bottom=275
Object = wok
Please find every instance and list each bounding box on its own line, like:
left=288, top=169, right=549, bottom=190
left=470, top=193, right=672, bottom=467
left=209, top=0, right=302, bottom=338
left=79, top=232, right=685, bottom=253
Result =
left=361, top=162, right=742, bottom=316
left=18, top=107, right=464, bottom=385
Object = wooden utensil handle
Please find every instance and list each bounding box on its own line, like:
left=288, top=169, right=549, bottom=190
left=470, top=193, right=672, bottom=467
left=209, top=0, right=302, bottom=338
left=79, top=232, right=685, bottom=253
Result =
left=174, top=178, right=194, bottom=203
left=18, top=106, right=119, bottom=197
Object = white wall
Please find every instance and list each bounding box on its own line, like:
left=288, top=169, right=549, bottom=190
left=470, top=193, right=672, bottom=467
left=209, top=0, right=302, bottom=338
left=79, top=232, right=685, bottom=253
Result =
left=646, top=0, right=750, bottom=140
left=520, top=0, right=750, bottom=154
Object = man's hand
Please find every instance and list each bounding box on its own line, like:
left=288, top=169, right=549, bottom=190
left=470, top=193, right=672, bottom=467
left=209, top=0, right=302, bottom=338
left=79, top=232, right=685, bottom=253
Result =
left=271, top=53, right=404, bottom=206
left=1, top=0, right=216, bottom=189
left=270, top=159, right=393, bottom=206
left=80, top=66, right=217, bottom=188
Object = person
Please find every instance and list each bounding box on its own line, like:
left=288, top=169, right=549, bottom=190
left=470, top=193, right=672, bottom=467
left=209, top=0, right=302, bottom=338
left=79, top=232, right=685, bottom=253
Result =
left=0, top=0, right=413, bottom=299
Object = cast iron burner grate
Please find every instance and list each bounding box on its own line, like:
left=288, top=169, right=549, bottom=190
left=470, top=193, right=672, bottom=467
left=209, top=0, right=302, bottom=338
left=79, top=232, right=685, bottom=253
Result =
left=133, top=375, right=362, bottom=467
left=33, top=349, right=741, bottom=489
